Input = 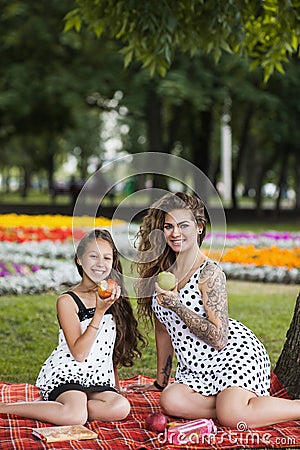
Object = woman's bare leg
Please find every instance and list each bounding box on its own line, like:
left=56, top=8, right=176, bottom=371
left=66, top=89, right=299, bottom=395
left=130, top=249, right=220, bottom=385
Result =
left=160, top=382, right=216, bottom=419
left=216, top=386, right=300, bottom=428
left=0, top=391, right=88, bottom=425
left=87, top=391, right=130, bottom=421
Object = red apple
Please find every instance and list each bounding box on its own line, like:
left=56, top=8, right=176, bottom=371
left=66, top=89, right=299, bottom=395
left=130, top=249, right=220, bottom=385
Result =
left=145, top=412, right=168, bottom=432
left=97, top=279, right=118, bottom=299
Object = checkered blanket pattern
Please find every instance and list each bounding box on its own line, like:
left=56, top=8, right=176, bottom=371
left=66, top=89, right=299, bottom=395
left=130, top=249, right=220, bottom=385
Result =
left=1, top=373, right=300, bottom=449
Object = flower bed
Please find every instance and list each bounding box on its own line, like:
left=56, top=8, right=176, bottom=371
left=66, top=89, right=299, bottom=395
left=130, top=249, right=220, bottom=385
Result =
left=204, top=232, right=300, bottom=284
left=0, top=261, right=40, bottom=277
left=0, top=214, right=126, bottom=294
left=207, top=231, right=300, bottom=249
left=0, top=215, right=299, bottom=294
left=0, top=214, right=122, bottom=242
left=0, top=214, right=118, bottom=230
left=221, top=262, right=300, bottom=284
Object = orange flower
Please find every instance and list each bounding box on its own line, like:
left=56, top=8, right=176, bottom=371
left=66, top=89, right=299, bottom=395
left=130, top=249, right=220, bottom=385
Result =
left=215, top=245, right=300, bottom=270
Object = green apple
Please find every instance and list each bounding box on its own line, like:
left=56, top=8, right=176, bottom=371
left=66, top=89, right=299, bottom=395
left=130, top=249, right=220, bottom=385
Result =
left=157, top=271, right=176, bottom=291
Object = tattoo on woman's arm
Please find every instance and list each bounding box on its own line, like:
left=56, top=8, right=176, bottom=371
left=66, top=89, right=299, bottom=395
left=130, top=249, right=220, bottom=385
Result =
left=170, top=265, right=228, bottom=350
left=160, top=355, right=172, bottom=386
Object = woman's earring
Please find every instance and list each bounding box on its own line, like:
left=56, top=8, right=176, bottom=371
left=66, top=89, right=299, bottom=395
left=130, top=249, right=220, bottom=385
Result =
left=198, top=229, right=202, bottom=235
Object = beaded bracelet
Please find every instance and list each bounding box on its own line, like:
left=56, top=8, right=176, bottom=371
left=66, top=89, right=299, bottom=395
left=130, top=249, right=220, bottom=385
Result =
left=88, top=324, right=99, bottom=330
left=153, top=380, right=165, bottom=391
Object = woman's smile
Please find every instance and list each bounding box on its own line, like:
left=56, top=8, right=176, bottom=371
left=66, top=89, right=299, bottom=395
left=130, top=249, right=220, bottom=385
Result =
left=163, top=209, right=198, bottom=253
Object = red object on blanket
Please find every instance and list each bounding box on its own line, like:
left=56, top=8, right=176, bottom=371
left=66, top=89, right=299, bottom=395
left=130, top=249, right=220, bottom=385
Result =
left=0, top=373, right=300, bottom=449
left=145, top=412, right=168, bottom=432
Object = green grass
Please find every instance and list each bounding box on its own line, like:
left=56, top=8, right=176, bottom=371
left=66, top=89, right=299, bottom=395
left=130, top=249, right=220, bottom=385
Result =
left=0, top=293, right=59, bottom=383
left=226, top=281, right=299, bottom=367
left=0, top=282, right=299, bottom=385
left=0, top=190, right=70, bottom=205
left=226, top=222, right=300, bottom=232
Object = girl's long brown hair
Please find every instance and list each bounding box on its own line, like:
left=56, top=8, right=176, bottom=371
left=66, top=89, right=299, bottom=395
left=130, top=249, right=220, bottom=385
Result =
left=75, top=228, right=145, bottom=367
left=135, top=192, right=207, bottom=328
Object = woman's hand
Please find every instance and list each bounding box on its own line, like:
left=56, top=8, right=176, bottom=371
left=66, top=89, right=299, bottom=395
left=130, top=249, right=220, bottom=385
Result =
left=155, top=282, right=179, bottom=309
left=127, top=382, right=163, bottom=393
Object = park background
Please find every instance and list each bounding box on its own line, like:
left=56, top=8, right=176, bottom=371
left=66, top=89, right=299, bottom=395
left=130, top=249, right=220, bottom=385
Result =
left=0, top=1, right=299, bottom=392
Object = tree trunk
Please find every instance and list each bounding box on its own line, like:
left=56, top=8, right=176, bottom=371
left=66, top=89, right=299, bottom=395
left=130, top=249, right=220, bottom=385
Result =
left=21, top=166, right=31, bottom=198
left=294, top=150, right=300, bottom=211
left=231, top=106, right=253, bottom=210
left=254, top=165, right=265, bottom=214
left=46, top=142, right=55, bottom=196
left=190, top=109, right=212, bottom=200
left=4, top=168, right=11, bottom=193
left=254, top=145, right=280, bottom=214
left=190, top=110, right=211, bottom=177
left=275, top=147, right=289, bottom=213
left=273, top=293, right=300, bottom=399
left=146, top=81, right=168, bottom=197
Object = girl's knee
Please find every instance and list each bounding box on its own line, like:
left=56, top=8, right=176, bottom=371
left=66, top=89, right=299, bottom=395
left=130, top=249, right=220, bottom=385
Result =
left=61, top=409, right=88, bottom=426
left=113, top=396, right=130, bottom=420
left=88, top=394, right=130, bottom=421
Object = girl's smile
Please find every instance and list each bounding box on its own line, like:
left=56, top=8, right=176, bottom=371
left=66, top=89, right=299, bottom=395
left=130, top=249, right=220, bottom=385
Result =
left=78, top=238, right=113, bottom=283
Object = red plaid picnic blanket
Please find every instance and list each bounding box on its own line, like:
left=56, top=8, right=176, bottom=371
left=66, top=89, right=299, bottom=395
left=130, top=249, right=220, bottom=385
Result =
left=1, top=373, right=300, bottom=449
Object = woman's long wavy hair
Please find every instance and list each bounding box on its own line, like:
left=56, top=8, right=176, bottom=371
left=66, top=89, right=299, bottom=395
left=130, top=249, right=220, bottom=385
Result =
left=135, top=192, right=207, bottom=329
left=75, top=228, right=145, bottom=367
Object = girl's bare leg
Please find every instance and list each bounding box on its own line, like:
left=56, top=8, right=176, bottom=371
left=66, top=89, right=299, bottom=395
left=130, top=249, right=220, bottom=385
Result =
left=0, top=391, right=88, bottom=425
left=216, top=386, right=300, bottom=428
left=87, top=391, right=130, bottom=421
left=160, top=383, right=216, bottom=419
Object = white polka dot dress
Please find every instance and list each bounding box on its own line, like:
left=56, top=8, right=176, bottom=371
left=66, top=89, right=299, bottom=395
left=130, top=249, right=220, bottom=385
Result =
left=36, top=292, right=116, bottom=401
left=152, top=261, right=270, bottom=397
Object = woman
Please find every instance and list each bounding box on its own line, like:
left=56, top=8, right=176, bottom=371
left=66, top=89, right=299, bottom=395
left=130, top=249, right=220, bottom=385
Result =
left=135, top=191, right=300, bottom=428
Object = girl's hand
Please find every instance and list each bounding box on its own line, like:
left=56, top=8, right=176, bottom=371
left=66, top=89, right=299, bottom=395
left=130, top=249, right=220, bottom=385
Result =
left=155, top=282, right=179, bottom=309
left=96, top=285, right=121, bottom=312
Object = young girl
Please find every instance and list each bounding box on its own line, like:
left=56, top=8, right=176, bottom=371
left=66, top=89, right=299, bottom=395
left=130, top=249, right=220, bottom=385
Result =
left=134, top=191, right=300, bottom=428
left=0, top=229, right=144, bottom=425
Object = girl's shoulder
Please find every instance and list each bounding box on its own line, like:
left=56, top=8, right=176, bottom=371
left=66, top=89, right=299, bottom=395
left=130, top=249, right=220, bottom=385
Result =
left=57, top=291, right=85, bottom=312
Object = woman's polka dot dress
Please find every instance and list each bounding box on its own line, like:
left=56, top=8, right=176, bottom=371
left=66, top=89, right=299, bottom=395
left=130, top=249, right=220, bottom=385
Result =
left=152, top=261, right=270, bottom=397
left=36, top=291, right=116, bottom=400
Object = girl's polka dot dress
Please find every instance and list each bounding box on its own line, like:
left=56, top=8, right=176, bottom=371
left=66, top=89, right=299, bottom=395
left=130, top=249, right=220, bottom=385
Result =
left=152, top=261, right=270, bottom=397
left=36, top=292, right=116, bottom=400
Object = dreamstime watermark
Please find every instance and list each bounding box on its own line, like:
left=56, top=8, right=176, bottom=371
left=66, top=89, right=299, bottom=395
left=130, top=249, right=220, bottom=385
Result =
left=72, top=152, right=227, bottom=297
left=156, top=421, right=296, bottom=447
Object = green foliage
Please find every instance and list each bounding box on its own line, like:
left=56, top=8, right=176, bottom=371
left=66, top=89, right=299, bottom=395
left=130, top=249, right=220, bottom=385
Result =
left=1, top=0, right=300, bottom=209
left=65, top=0, right=300, bottom=80
left=0, top=0, right=125, bottom=184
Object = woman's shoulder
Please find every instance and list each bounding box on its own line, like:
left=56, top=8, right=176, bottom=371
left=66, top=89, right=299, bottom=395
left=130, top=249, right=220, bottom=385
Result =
left=198, top=259, right=225, bottom=282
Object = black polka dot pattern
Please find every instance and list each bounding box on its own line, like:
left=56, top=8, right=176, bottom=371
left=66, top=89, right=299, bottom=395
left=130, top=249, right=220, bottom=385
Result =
left=36, top=293, right=116, bottom=400
left=152, top=262, right=270, bottom=397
